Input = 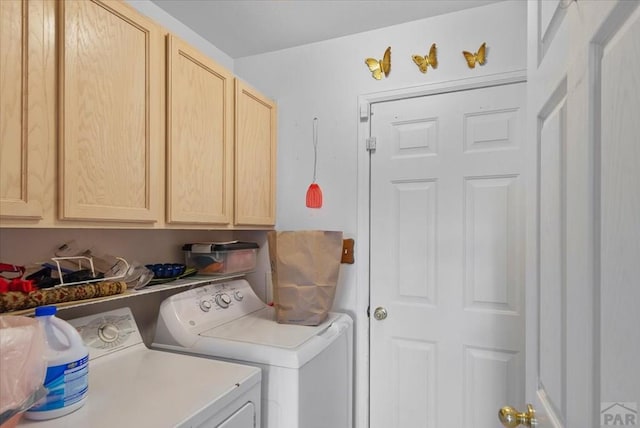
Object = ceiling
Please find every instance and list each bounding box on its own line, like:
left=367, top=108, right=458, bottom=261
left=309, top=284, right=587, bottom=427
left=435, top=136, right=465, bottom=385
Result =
left=149, top=0, right=503, bottom=59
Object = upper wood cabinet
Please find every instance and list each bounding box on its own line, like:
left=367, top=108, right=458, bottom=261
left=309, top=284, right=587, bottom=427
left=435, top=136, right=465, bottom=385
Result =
left=234, top=80, right=277, bottom=226
left=1, top=0, right=277, bottom=229
left=165, top=35, right=234, bottom=225
left=0, top=0, right=55, bottom=221
left=57, top=0, right=163, bottom=223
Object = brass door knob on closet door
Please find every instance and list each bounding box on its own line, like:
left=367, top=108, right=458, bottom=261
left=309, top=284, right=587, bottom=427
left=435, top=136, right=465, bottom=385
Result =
left=498, top=404, right=537, bottom=427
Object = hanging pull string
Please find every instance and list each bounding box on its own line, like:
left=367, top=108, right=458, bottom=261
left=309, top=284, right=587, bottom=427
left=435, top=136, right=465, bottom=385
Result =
left=312, top=117, right=319, bottom=183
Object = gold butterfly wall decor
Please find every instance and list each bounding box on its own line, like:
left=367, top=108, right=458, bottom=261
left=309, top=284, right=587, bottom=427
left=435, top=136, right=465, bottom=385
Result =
left=462, top=42, right=487, bottom=69
left=365, top=46, right=391, bottom=80
left=412, top=43, right=438, bottom=74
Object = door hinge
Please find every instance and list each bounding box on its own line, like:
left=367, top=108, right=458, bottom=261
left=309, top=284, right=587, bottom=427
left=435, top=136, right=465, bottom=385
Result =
left=366, top=137, right=377, bottom=151
left=367, top=306, right=370, bottom=318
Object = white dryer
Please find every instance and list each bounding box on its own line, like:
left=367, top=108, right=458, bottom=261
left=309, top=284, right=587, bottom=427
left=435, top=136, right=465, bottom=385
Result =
left=19, top=307, right=261, bottom=428
left=152, top=278, right=353, bottom=428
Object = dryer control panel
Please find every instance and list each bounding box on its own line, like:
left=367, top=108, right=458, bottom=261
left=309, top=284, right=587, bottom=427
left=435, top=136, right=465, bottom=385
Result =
left=194, top=280, right=255, bottom=312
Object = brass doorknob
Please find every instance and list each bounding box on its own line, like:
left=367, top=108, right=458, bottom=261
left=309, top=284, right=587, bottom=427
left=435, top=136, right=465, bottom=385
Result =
left=499, top=404, right=536, bottom=427
left=373, top=307, right=388, bottom=320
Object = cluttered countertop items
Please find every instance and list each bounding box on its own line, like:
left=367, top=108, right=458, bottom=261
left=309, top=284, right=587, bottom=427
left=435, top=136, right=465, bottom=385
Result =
left=0, top=240, right=259, bottom=314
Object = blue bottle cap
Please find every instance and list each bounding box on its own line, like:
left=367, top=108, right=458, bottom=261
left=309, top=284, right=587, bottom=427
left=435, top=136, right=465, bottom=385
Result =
left=35, top=305, right=57, bottom=317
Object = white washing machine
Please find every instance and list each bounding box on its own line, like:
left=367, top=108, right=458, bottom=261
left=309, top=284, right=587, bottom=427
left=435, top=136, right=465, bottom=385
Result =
left=19, top=307, right=261, bottom=428
left=152, top=278, right=353, bottom=428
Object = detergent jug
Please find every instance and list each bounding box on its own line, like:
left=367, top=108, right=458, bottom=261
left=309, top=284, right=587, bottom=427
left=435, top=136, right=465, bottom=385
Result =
left=24, top=306, right=89, bottom=420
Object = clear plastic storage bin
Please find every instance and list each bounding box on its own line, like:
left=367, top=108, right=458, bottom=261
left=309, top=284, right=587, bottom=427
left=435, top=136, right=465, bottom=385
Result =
left=182, top=242, right=259, bottom=275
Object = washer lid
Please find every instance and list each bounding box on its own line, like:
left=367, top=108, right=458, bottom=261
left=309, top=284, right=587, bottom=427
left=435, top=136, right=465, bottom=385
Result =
left=21, top=313, right=262, bottom=428
left=199, top=307, right=340, bottom=349
left=18, top=346, right=261, bottom=428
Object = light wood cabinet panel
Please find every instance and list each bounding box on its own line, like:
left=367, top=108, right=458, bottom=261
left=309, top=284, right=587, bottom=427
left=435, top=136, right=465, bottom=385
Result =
left=234, top=80, right=277, bottom=226
left=166, top=35, right=234, bottom=225
left=0, top=0, right=55, bottom=221
left=58, top=0, right=163, bottom=223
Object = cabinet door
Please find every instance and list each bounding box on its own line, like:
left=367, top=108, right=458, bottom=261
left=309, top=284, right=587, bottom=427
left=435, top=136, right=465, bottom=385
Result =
left=234, top=80, right=277, bottom=226
left=0, top=0, right=55, bottom=221
left=166, top=35, right=234, bottom=225
left=58, top=0, right=162, bottom=222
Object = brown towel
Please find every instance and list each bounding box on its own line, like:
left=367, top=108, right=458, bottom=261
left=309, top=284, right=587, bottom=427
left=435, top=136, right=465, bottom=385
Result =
left=0, top=281, right=127, bottom=313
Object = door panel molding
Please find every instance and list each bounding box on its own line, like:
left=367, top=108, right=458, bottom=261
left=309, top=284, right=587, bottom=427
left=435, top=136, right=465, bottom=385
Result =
left=393, top=179, right=437, bottom=304
left=537, top=0, right=568, bottom=66
left=591, top=2, right=640, bottom=424
left=536, top=84, right=567, bottom=423
left=463, top=174, right=521, bottom=315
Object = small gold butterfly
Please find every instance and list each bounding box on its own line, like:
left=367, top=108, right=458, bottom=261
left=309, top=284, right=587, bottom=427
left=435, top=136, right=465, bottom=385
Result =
left=462, top=42, right=487, bottom=68
left=412, top=43, right=438, bottom=74
left=365, top=46, right=391, bottom=80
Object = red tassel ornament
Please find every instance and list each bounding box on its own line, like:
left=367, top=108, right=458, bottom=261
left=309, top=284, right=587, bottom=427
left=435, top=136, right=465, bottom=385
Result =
left=306, top=118, right=323, bottom=208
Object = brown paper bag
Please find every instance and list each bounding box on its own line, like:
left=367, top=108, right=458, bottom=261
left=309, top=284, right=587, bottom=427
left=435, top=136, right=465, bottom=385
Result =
left=267, top=230, right=343, bottom=325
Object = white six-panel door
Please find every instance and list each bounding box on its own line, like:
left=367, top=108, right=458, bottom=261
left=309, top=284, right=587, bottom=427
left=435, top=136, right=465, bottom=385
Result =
left=369, top=82, right=526, bottom=427
left=526, top=1, right=640, bottom=427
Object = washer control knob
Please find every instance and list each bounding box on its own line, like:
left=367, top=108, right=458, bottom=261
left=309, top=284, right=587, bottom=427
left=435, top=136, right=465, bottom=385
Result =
left=215, top=293, right=232, bottom=308
left=98, top=324, right=119, bottom=343
left=199, top=299, right=212, bottom=312
left=234, top=291, right=244, bottom=301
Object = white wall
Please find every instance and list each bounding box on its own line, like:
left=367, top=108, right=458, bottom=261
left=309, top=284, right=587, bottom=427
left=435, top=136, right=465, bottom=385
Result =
left=127, top=0, right=234, bottom=70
